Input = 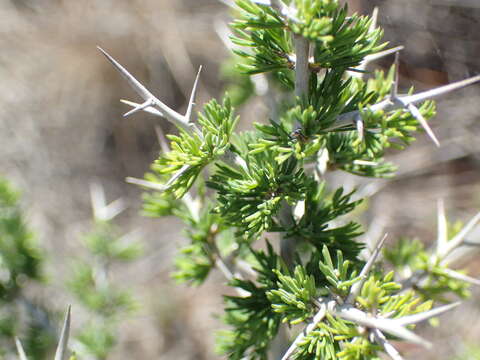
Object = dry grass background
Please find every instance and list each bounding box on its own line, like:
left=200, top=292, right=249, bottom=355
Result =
left=0, top=0, right=479, bottom=359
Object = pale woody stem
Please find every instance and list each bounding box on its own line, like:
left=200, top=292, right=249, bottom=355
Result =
left=294, top=34, right=310, bottom=99
left=278, top=31, right=312, bottom=360
left=279, top=34, right=310, bottom=266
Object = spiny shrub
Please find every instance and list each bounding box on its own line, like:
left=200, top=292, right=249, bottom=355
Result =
left=2, top=178, right=141, bottom=360
left=67, top=183, right=142, bottom=359
left=99, top=1, right=480, bottom=359
left=0, top=178, right=55, bottom=359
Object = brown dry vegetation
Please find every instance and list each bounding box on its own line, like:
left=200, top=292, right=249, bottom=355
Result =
left=1, top=0, right=479, bottom=359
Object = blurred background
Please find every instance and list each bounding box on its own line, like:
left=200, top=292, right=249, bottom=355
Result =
left=0, top=0, right=479, bottom=359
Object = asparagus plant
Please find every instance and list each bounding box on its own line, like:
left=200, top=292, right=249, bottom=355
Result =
left=0, top=178, right=56, bottom=359
left=1, top=177, right=141, bottom=360
left=67, top=182, right=141, bottom=359
left=99, top=1, right=480, bottom=359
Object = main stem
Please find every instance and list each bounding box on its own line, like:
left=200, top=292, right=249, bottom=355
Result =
left=276, top=31, right=311, bottom=360
left=280, top=34, right=310, bottom=266
left=294, top=34, right=310, bottom=99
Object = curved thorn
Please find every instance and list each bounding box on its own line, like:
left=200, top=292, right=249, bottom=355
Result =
left=185, top=66, right=203, bottom=122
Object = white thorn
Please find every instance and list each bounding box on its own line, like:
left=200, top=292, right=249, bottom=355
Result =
left=89, top=182, right=126, bottom=221
left=347, top=234, right=388, bottom=303
left=406, top=103, right=441, bottom=147
left=404, top=75, right=480, bottom=105
left=89, top=182, right=106, bottom=221
left=185, top=66, right=203, bottom=122
left=54, top=306, right=71, bottom=360
left=337, top=306, right=431, bottom=348
left=441, top=210, right=480, bottom=260
left=97, top=47, right=190, bottom=131
left=355, top=115, right=364, bottom=142
left=330, top=75, right=480, bottom=131
left=164, top=164, right=191, bottom=188
left=155, top=126, right=171, bottom=154
left=316, top=148, right=329, bottom=176
left=15, top=337, right=28, bottom=360
left=123, top=99, right=154, bottom=118
left=97, top=47, right=156, bottom=102
left=103, top=198, right=127, bottom=221
left=363, top=46, right=404, bottom=64
left=125, top=177, right=167, bottom=192
left=390, top=52, right=400, bottom=99
left=181, top=192, right=202, bottom=222
left=372, top=329, right=405, bottom=360
left=442, top=268, right=480, bottom=286
left=395, top=302, right=460, bottom=327
left=351, top=43, right=404, bottom=78
left=353, top=159, right=378, bottom=166
left=348, top=7, right=381, bottom=77
left=281, top=302, right=328, bottom=360
left=121, top=99, right=164, bottom=117
left=369, top=7, right=379, bottom=33
left=126, top=165, right=191, bottom=194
